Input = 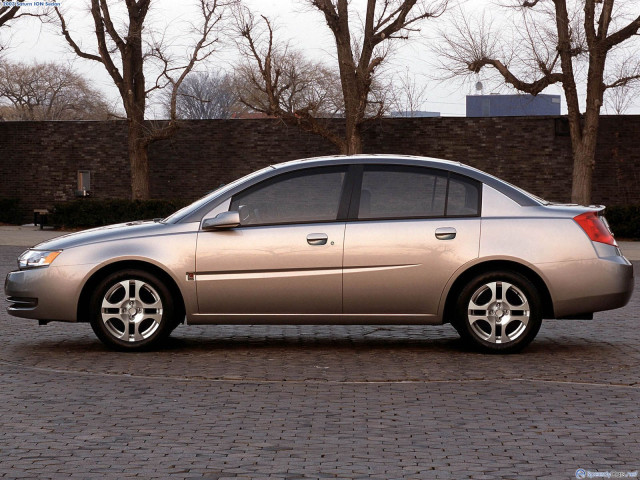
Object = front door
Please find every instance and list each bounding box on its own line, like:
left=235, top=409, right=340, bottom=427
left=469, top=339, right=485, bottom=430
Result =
left=194, top=166, right=349, bottom=321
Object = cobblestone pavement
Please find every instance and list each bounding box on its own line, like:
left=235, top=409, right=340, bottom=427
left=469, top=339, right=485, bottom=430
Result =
left=1, top=245, right=638, bottom=479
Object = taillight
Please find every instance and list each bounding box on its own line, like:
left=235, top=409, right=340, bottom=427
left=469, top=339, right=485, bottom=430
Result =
left=574, top=211, right=617, bottom=246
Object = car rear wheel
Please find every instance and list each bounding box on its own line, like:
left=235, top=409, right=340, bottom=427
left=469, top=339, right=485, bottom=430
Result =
left=454, top=271, right=542, bottom=353
left=89, top=269, right=175, bottom=351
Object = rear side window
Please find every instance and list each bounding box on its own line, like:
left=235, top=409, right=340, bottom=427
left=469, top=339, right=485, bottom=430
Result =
left=230, top=167, right=347, bottom=225
left=358, top=167, right=447, bottom=219
left=357, top=166, right=480, bottom=219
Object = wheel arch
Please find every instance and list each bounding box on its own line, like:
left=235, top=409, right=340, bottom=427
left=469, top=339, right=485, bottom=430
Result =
left=76, top=260, right=186, bottom=324
left=442, top=259, right=555, bottom=324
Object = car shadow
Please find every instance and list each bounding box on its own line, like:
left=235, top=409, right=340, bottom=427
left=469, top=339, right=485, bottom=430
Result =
left=9, top=331, right=619, bottom=357
left=6, top=327, right=465, bottom=355
left=161, top=333, right=465, bottom=352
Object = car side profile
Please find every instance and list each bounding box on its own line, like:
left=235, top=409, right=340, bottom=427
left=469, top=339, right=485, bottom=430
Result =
left=4, top=155, right=634, bottom=353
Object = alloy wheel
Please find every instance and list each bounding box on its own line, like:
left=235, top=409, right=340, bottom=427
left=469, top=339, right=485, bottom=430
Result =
left=100, top=279, right=164, bottom=343
left=467, top=281, right=530, bottom=344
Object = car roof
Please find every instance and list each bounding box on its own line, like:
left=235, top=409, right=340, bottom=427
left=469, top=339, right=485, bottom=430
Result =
left=270, top=154, right=462, bottom=171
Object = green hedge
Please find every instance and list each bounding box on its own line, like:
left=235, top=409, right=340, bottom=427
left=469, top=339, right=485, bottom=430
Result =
left=0, top=198, right=23, bottom=225
left=51, top=199, right=190, bottom=228
left=605, top=206, right=640, bottom=240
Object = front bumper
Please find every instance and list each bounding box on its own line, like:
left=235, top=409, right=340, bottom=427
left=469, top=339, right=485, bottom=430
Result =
left=4, top=265, right=86, bottom=322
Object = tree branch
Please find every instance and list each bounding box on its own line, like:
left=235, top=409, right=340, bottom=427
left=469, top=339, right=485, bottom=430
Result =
left=604, top=74, right=640, bottom=90
left=469, top=57, right=564, bottom=95
left=604, top=14, right=640, bottom=50
left=55, top=8, right=103, bottom=63
left=1, top=1, right=50, bottom=28
left=583, top=0, right=597, bottom=48
left=596, top=0, right=614, bottom=41
left=88, top=0, right=125, bottom=98
left=372, top=0, right=447, bottom=46
left=98, top=0, right=126, bottom=55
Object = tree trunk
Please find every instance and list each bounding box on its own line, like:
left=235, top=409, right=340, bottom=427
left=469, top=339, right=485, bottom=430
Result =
left=342, top=80, right=364, bottom=155
left=128, top=120, right=150, bottom=200
left=342, top=123, right=362, bottom=155
left=569, top=49, right=605, bottom=206
left=570, top=110, right=600, bottom=206
left=570, top=145, right=595, bottom=205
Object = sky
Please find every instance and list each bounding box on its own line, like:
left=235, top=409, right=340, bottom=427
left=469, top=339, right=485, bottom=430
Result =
left=1, top=0, right=638, bottom=118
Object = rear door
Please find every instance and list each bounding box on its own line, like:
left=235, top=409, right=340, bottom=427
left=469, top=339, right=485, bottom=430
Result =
left=343, top=165, right=481, bottom=319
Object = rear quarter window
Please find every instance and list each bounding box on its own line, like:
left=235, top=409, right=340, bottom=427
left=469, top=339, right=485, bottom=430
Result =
left=447, top=175, right=480, bottom=216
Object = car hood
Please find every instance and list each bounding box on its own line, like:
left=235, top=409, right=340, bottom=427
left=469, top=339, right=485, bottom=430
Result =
left=32, top=221, right=191, bottom=250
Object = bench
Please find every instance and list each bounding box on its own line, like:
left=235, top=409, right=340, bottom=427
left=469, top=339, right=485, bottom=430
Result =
left=33, top=209, right=49, bottom=230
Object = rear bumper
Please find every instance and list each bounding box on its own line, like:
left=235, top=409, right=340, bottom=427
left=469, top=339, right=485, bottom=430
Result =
left=542, top=255, right=634, bottom=318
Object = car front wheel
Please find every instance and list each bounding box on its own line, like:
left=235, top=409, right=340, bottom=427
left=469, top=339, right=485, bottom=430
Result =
left=89, top=269, right=175, bottom=351
left=454, top=271, right=542, bottom=353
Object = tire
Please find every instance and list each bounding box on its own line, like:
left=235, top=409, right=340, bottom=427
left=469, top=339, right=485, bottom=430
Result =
left=454, top=270, right=542, bottom=354
left=89, top=269, right=176, bottom=351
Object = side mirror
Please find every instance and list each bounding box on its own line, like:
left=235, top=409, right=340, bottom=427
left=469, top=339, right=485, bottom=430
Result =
left=202, top=211, right=241, bottom=231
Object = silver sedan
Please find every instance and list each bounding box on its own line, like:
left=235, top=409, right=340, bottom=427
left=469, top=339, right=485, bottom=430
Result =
left=4, top=155, right=634, bottom=353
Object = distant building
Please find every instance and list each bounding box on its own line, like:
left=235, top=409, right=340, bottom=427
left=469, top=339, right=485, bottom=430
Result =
left=388, top=110, right=441, bottom=118
left=466, top=94, right=561, bottom=117
left=230, top=111, right=273, bottom=119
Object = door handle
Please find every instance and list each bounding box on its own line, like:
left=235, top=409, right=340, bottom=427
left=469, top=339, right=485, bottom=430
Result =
left=307, top=233, right=328, bottom=246
left=435, top=227, right=457, bottom=240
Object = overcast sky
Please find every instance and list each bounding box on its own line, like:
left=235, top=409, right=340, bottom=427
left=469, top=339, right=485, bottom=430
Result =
left=2, top=0, right=637, bottom=117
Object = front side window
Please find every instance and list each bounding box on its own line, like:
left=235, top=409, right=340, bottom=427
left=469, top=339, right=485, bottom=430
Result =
left=357, top=166, right=480, bottom=220
left=230, top=167, right=347, bottom=226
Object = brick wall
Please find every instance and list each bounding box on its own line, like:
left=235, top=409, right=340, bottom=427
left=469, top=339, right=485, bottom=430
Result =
left=1, top=116, right=638, bottom=217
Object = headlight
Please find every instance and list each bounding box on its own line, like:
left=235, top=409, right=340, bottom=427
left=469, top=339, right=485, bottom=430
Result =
left=18, top=249, right=62, bottom=270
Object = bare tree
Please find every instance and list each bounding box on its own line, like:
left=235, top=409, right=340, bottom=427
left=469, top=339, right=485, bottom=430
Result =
left=437, top=1, right=640, bottom=204
left=237, top=1, right=447, bottom=154
left=0, top=1, right=51, bottom=52
left=309, top=0, right=447, bottom=153
left=604, top=53, right=640, bottom=114
left=236, top=46, right=344, bottom=119
left=388, top=68, right=429, bottom=116
left=605, top=85, right=634, bottom=114
left=0, top=1, right=43, bottom=28
left=0, top=61, right=112, bottom=120
left=169, top=70, right=237, bottom=119
left=55, top=0, right=231, bottom=199
left=235, top=13, right=344, bottom=143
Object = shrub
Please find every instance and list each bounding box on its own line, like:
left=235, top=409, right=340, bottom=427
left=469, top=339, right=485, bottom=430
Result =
left=51, top=199, right=190, bottom=228
left=0, top=198, right=24, bottom=225
left=605, top=206, right=640, bottom=240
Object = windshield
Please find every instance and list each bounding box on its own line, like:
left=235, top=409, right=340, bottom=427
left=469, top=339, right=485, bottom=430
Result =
left=163, top=165, right=275, bottom=223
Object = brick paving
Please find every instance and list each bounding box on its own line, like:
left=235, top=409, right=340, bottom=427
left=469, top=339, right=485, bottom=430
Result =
left=1, top=245, right=638, bottom=479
